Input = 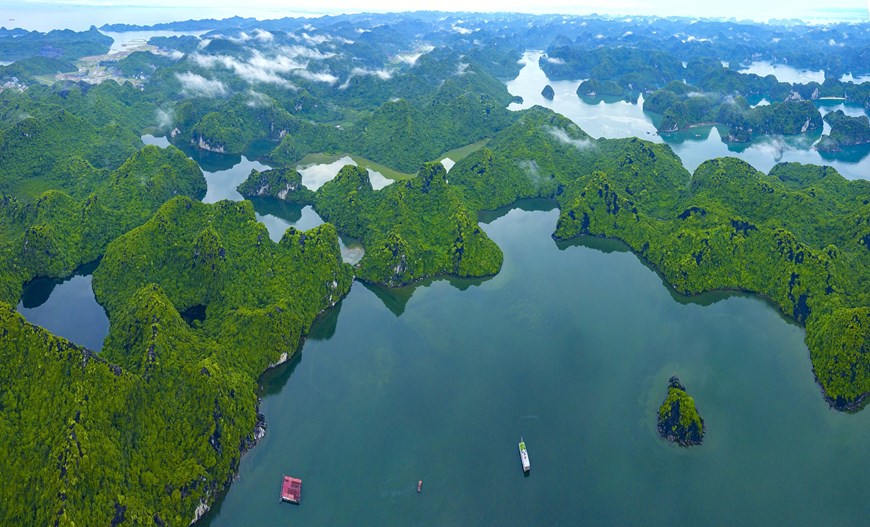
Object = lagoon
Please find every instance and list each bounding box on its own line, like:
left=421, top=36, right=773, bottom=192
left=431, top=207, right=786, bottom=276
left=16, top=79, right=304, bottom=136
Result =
left=16, top=260, right=108, bottom=352
left=14, top=137, right=365, bottom=349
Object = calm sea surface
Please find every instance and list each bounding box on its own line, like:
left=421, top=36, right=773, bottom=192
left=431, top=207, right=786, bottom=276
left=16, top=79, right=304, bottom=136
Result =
left=14, top=46, right=870, bottom=527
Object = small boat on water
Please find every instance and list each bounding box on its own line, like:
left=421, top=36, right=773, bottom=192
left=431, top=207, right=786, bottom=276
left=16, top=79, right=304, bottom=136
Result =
left=417, top=480, right=423, bottom=493
left=518, top=438, right=530, bottom=473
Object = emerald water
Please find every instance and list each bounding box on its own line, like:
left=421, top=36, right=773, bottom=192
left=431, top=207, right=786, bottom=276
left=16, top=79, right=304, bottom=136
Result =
left=14, top=62, right=870, bottom=526
left=202, top=203, right=870, bottom=526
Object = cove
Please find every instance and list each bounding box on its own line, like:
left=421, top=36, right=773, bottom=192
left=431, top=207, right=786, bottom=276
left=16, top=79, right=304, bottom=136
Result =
left=202, top=204, right=870, bottom=526
left=508, top=52, right=870, bottom=181
left=15, top=136, right=363, bottom=350
left=142, top=134, right=364, bottom=259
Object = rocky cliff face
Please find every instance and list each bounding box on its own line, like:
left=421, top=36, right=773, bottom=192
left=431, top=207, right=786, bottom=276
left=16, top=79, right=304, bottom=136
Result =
left=195, top=135, right=226, bottom=154
left=236, top=168, right=315, bottom=204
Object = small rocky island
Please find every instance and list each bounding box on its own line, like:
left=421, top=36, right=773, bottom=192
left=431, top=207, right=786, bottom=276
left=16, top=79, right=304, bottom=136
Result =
left=541, top=84, right=555, bottom=100
left=815, top=110, right=870, bottom=152
left=657, top=376, right=705, bottom=447
left=237, top=167, right=315, bottom=203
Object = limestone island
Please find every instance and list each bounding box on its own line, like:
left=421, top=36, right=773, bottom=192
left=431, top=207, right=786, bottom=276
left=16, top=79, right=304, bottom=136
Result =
left=657, top=376, right=705, bottom=447
left=815, top=110, right=870, bottom=153
left=541, top=84, right=555, bottom=100
left=237, top=167, right=315, bottom=204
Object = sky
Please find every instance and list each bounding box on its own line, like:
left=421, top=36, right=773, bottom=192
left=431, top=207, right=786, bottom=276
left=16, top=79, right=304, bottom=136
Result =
left=2, top=0, right=868, bottom=31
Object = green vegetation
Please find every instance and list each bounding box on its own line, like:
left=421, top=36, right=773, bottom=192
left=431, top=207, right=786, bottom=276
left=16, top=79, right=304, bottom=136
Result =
left=657, top=376, right=705, bottom=446
left=553, top=159, right=869, bottom=407
left=109, top=51, right=176, bottom=79
left=541, top=46, right=684, bottom=96
left=93, top=197, right=353, bottom=377
left=450, top=106, right=687, bottom=215
left=268, top=76, right=516, bottom=173
left=315, top=163, right=503, bottom=286
left=1, top=13, right=869, bottom=525
left=576, top=79, right=625, bottom=99
left=0, top=57, right=77, bottom=82
left=0, top=196, right=352, bottom=525
left=816, top=110, right=870, bottom=152
left=644, top=82, right=823, bottom=140
left=0, top=26, right=112, bottom=61
left=448, top=106, right=869, bottom=408
left=236, top=167, right=315, bottom=204
left=0, top=108, right=143, bottom=199
left=0, top=145, right=205, bottom=305
left=172, top=58, right=518, bottom=172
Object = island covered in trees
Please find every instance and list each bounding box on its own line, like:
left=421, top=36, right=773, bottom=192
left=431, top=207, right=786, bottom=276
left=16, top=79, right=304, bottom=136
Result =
left=0, top=10, right=868, bottom=525
left=658, top=376, right=705, bottom=447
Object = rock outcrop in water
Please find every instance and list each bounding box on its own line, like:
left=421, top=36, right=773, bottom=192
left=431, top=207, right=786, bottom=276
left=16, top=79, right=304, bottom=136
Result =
left=541, top=84, right=555, bottom=100
left=237, top=167, right=315, bottom=204
left=815, top=110, right=870, bottom=152
left=657, top=376, right=705, bottom=447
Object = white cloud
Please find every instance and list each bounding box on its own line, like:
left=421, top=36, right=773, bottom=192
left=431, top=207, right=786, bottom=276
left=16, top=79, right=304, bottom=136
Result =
left=190, top=43, right=338, bottom=87
left=393, top=44, right=434, bottom=66
left=192, top=50, right=302, bottom=85
left=294, top=69, right=339, bottom=84
left=367, top=169, right=394, bottom=190
left=518, top=159, right=542, bottom=186
left=156, top=108, right=174, bottom=129
left=298, top=32, right=330, bottom=45
left=352, top=67, right=393, bottom=80
left=277, top=44, right=336, bottom=60
left=545, top=126, right=593, bottom=150
left=338, top=67, right=393, bottom=89
left=254, top=29, right=274, bottom=42
left=246, top=89, right=273, bottom=107
left=175, top=71, right=227, bottom=97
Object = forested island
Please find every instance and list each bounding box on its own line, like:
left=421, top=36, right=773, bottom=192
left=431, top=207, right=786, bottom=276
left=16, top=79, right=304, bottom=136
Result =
left=658, top=376, right=705, bottom=447
left=0, top=9, right=868, bottom=525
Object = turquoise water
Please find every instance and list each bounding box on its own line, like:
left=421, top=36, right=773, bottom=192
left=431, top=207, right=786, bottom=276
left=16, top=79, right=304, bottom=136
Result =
left=14, top=59, right=870, bottom=526
left=202, top=204, right=870, bottom=526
